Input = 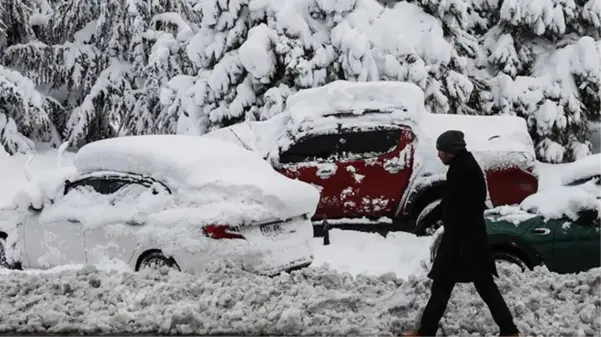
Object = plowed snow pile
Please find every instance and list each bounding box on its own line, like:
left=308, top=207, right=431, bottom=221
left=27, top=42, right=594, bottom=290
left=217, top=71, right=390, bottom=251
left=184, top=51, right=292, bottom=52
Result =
left=0, top=262, right=599, bottom=336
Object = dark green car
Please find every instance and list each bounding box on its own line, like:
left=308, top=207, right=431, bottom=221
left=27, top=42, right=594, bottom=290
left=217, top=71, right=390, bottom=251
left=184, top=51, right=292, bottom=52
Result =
left=430, top=174, right=600, bottom=274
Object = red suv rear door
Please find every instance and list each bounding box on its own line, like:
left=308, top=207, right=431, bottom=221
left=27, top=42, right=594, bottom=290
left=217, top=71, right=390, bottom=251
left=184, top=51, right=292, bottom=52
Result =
left=275, top=126, right=415, bottom=221
left=335, top=126, right=415, bottom=218
left=276, top=132, right=350, bottom=220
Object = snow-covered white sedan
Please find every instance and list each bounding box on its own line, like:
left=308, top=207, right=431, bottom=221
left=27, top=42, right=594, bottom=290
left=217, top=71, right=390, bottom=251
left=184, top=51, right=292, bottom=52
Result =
left=1, top=135, right=320, bottom=276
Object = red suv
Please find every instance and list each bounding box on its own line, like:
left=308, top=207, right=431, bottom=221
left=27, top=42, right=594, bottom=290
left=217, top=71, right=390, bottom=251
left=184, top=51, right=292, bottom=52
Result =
left=205, top=81, right=539, bottom=236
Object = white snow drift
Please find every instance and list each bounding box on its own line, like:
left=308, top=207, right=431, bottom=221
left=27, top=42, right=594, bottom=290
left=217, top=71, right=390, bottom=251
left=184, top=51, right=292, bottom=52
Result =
left=0, top=262, right=598, bottom=336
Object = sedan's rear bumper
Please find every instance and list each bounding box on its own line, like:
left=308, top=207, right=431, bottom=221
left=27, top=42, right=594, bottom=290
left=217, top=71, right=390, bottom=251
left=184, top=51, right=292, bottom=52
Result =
left=251, top=239, right=314, bottom=276
left=173, top=217, right=315, bottom=276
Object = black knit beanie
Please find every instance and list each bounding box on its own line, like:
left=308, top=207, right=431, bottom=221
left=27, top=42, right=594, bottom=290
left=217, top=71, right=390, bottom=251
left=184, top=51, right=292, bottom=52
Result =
left=436, top=130, right=466, bottom=154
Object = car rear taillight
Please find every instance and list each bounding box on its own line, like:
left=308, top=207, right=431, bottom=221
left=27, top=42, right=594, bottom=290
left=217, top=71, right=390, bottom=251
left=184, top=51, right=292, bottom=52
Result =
left=524, top=162, right=538, bottom=176
left=515, top=181, right=536, bottom=193
left=203, top=224, right=245, bottom=240
left=517, top=153, right=539, bottom=178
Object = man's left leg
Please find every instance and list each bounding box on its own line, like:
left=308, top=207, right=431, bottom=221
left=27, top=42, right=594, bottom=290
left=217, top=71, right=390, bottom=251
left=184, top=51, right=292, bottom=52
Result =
left=473, top=274, right=519, bottom=336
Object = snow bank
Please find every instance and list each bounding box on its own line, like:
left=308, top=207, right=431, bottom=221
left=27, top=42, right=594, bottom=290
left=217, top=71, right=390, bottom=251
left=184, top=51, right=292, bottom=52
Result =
left=311, top=229, right=432, bottom=280
left=0, top=262, right=598, bottom=336
left=560, top=153, right=601, bottom=185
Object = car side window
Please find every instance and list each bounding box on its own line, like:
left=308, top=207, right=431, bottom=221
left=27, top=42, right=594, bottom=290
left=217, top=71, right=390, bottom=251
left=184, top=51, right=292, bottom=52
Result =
left=64, top=176, right=169, bottom=204
left=337, top=129, right=402, bottom=160
left=279, top=134, right=341, bottom=164
left=566, top=175, right=601, bottom=187
left=65, top=178, right=128, bottom=195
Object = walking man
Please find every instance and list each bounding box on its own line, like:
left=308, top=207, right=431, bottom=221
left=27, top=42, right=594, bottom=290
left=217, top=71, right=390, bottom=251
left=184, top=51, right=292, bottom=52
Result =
left=402, top=130, right=520, bottom=337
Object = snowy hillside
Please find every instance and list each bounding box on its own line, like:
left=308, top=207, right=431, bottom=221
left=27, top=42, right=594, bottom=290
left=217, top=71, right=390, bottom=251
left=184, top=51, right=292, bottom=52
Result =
left=0, top=0, right=599, bottom=163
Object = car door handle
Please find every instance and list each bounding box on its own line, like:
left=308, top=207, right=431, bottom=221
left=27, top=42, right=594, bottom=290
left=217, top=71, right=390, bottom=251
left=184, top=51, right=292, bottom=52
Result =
left=532, top=227, right=551, bottom=235
left=126, top=220, right=145, bottom=226
left=384, top=161, right=403, bottom=174
left=316, top=166, right=336, bottom=178
left=67, top=218, right=81, bottom=223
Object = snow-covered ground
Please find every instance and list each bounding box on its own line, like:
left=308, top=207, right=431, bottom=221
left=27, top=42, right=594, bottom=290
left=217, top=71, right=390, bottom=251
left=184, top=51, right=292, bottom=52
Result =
left=0, top=261, right=599, bottom=336
left=0, top=148, right=599, bottom=335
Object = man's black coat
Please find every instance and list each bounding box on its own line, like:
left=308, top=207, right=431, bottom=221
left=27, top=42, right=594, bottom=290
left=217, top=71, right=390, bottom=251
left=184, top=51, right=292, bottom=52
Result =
left=428, top=149, right=498, bottom=283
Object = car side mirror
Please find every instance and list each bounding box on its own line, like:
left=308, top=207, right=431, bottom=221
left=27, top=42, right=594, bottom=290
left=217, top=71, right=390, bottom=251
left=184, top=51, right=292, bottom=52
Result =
left=575, top=208, right=599, bottom=225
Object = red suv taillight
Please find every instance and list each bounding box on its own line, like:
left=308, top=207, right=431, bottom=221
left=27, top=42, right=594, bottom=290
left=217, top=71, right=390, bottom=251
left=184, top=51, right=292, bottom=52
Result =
left=203, top=224, right=245, bottom=240
left=518, top=153, right=539, bottom=178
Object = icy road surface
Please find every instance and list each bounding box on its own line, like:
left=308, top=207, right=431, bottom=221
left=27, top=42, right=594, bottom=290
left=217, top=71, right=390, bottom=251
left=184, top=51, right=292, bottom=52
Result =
left=0, top=261, right=599, bottom=336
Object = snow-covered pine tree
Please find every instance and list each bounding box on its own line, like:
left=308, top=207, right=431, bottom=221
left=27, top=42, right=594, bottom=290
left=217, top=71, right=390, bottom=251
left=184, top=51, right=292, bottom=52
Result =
left=0, top=65, right=61, bottom=155
left=0, top=0, right=200, bottom=147
left=0, top=0, right=65, bottom=154
left=478, top=0, right=601, bottom=162
left=0, top=1, right=7, bottom=53
left=0, top=0, right=598, bottom=163
left=133, top=7, right=198, bottom=135
left=163, top=0, right=474, bottom=134
left=408, top=0, right=479, bottom=115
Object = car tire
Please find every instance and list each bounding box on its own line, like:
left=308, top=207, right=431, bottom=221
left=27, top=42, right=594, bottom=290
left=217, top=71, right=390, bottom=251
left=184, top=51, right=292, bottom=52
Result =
left=0, top=235, right=8, bottom=269
left=492, top=250, right=530, bottom=272
left=429, top=227, right=444, bottom=263
left=136, top=250, right=180, bottom=272
left=415, top=199, right=443, bottom=237
left=430, top=234, right=532, bottom=272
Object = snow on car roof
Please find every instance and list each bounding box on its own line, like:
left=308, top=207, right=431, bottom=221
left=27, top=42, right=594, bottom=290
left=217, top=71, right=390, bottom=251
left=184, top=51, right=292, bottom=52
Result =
left=204, top=80, right=536, bottom=172
left=488, top=175, right=600, bottom=224
left=281, top=80, right=534, bottom=155
left=560, top=154, right=601, bottom=186
left=73, top=135, right=280, bottom=188
left=416, top=113, right=535, bottom=155
left=270, top=81, right=425, bottom=143
left=284, top=80, right=426, bottom=124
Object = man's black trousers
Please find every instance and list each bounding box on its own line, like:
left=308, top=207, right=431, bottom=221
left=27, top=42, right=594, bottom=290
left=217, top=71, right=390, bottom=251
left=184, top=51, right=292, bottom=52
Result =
left=417, top=274, right=519, bottom=336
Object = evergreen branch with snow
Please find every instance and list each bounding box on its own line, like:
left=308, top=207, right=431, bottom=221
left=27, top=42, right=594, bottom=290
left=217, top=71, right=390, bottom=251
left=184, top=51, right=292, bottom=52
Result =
left=0, top=0, right=598, bottom=163
left=0, top=65, right=59, bottom=155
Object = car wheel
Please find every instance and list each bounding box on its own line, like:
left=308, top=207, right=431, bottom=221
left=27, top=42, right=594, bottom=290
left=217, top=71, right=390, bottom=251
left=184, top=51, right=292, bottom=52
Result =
left=415, top=199, right=443, bottom=237
left=0, top=235, right=9, bottom=269
left=137, top=251, right=180, bottom=272
left=492, top=250, right=530, bottom=272
left=429, top=227, right=445, bottom=263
